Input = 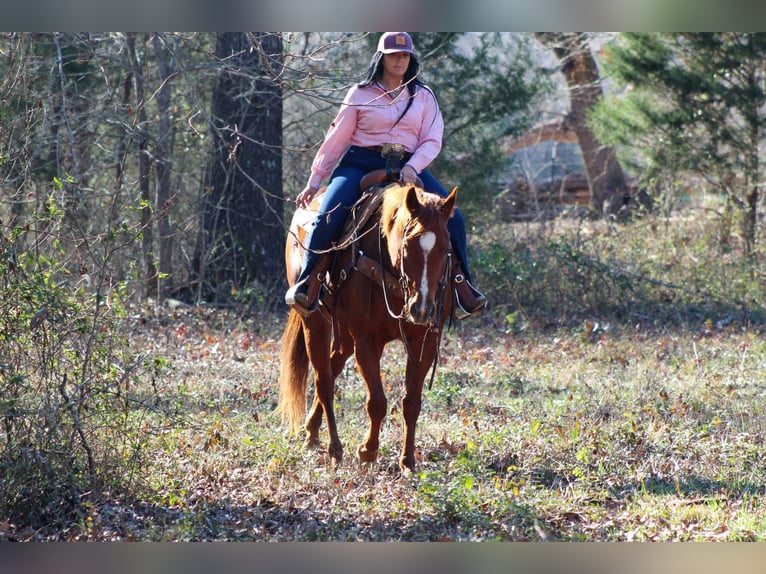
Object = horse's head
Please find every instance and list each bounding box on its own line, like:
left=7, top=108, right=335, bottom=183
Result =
left=382, top=183, right=457, bottom=326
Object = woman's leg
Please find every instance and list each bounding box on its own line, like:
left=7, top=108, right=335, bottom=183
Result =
left=418, top=170, right=487, bottom=317
left=417, top=171, right=472, bottom=280
left=296, top=146, right=391, bottom=279
left=286, top=166, right=365, bottom=312
left=299, top=167, right=365, bottom=276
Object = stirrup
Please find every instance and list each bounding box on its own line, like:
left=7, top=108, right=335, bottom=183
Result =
left=285, top=274, right=322, bottom=316
left=453, top=273, right=487, bottom=320
left=287, top=293, right=319, bottom=317
left=454, top=293, right=472, bottom=320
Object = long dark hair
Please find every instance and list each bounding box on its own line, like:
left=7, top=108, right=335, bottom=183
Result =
left=359, top=51, right=424, bottom=127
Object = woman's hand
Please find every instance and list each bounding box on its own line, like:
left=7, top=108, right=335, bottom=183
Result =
left=295, top=185, right=320, bottom=209
left=400, top=165, right=418, bottom=185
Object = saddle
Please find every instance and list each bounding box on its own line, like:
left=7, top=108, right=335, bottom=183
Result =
left=291, top=144, right=425, bottom=315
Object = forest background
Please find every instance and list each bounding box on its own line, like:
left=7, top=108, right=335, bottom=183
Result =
left=3, top=32, right=766, bottom=542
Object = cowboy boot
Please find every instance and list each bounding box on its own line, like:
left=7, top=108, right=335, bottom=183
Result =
left=453, top=267, right=487, bottom=319
left=285, top=253, right=332, bottom=315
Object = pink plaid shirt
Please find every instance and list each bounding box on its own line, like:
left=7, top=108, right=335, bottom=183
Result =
left=307, top=82, right=444, bottom=190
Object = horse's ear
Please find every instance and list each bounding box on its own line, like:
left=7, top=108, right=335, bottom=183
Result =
left=405, top=185, right=421, bottom=216
left=441, top=187, right=458, bottom=219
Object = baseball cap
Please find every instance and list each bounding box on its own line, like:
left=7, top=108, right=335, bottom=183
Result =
left=377, top=32, right=413, bottom=54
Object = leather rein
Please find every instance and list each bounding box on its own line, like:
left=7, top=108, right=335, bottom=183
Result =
left=375, top=216, right=452, bottom=388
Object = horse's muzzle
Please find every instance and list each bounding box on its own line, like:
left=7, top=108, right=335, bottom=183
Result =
left=407, top=298, right=436, bottom=326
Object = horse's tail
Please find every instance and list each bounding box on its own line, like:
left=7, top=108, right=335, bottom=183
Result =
left=276, top=308, right=309, bottom=433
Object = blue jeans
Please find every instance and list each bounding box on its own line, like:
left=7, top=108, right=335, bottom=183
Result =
left=299, top=146, right=474, bottom=284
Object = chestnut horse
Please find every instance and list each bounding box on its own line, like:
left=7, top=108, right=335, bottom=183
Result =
left=278, top=182, right=457, bottom=471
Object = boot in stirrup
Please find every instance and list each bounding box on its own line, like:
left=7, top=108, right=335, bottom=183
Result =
left=453, top=271, right=487, bottom=320
left=285, top=255, right=331, bottom=316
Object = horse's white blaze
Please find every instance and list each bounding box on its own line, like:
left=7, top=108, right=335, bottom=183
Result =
left=420, top=231, right=436, bottom=252
left=418, top=231, right=436, bottom=301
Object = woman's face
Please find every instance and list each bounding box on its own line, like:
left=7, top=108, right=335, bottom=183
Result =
left=382, top=52, right=411, bottom=80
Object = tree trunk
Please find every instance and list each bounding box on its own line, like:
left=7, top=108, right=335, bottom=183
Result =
left=152, top=34, right=175, bottom=301
left=742, top=60, right=761, bottom=258
left=125, top=32, right=158, bottom=299
left=196, top=32, right=284, bottom=305
left=535, top=33, right=628, bottom=216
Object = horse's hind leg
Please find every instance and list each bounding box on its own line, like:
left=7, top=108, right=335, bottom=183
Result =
left=303, top=318, right=347, bottom=465
left=304, top=394, right=323, bottom=449
left=304, top=340, right=353, bottom=453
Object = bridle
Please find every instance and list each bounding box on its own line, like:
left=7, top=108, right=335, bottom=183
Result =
left=378, top=216, right=452, bottom=384
left=378, top=217, right=409, bottom=322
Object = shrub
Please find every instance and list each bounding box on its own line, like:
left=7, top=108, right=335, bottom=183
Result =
left=0, top=219, right=154, bottom=533
left=471, top=199, right=766, bottom=329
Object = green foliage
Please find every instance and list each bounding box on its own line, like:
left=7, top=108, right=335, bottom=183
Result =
left=0, top=213, right=164, bottom=532
left=473, top=228, right=644, bottom=323
left=472, top=200, right=766, bottom=328
left=591, top=33, right=766, bottom=254
left=423, top=33, right=553, bottom=216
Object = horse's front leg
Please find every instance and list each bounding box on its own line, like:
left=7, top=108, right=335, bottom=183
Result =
left=399, top=340, right=436, bottom=472
left=353, top=342, right=387, bottom=464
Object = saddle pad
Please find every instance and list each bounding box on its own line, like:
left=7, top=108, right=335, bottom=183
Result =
left=293, top=185, right=388, bottom=249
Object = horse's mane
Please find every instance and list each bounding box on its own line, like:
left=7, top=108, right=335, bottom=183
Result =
left=380, top=183, right=444, bottom=240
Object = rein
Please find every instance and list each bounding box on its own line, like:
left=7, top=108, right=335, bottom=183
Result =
left=426, top=251, right=452, bottom=390
left=377, top=215, right=451, bottom=387
left=378, top=218, right=409, bottom=322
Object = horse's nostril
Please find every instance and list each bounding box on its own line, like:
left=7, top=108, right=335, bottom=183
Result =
left=408, top=299, right=436, bottom=324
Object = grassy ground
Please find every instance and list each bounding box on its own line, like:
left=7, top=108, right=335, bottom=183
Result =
left=4, top=197, right=766, bottom=541
left=14, top=305, right=762, bottom=542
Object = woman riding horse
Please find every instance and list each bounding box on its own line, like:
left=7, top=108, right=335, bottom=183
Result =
left=285, top=32, right=486, bottom=319
left=280, top=181, right=458, bottom=471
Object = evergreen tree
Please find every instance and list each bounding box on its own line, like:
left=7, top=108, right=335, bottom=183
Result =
left=592, top=33, right=766, bottom=255
left=418, top=33, right=550, bottom=216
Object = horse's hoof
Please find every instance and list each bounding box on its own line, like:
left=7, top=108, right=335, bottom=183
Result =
left=304, top=436, right=322, bottom=450
left=357, top=445, right=379, bottom=464
left=329, top=443, right=344, bottom=466
left=399, top=456, right=416, bottom=473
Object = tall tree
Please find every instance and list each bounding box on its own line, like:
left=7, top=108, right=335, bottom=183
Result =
left=196, top=32, right=284, bottom=304
left=535, top=33, right=629, bottom=216
left=151, top=34, right=176, bottom=300
left=125, top=32, right=158, bottom=299
left=591, top=33, right=766, bottom=255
